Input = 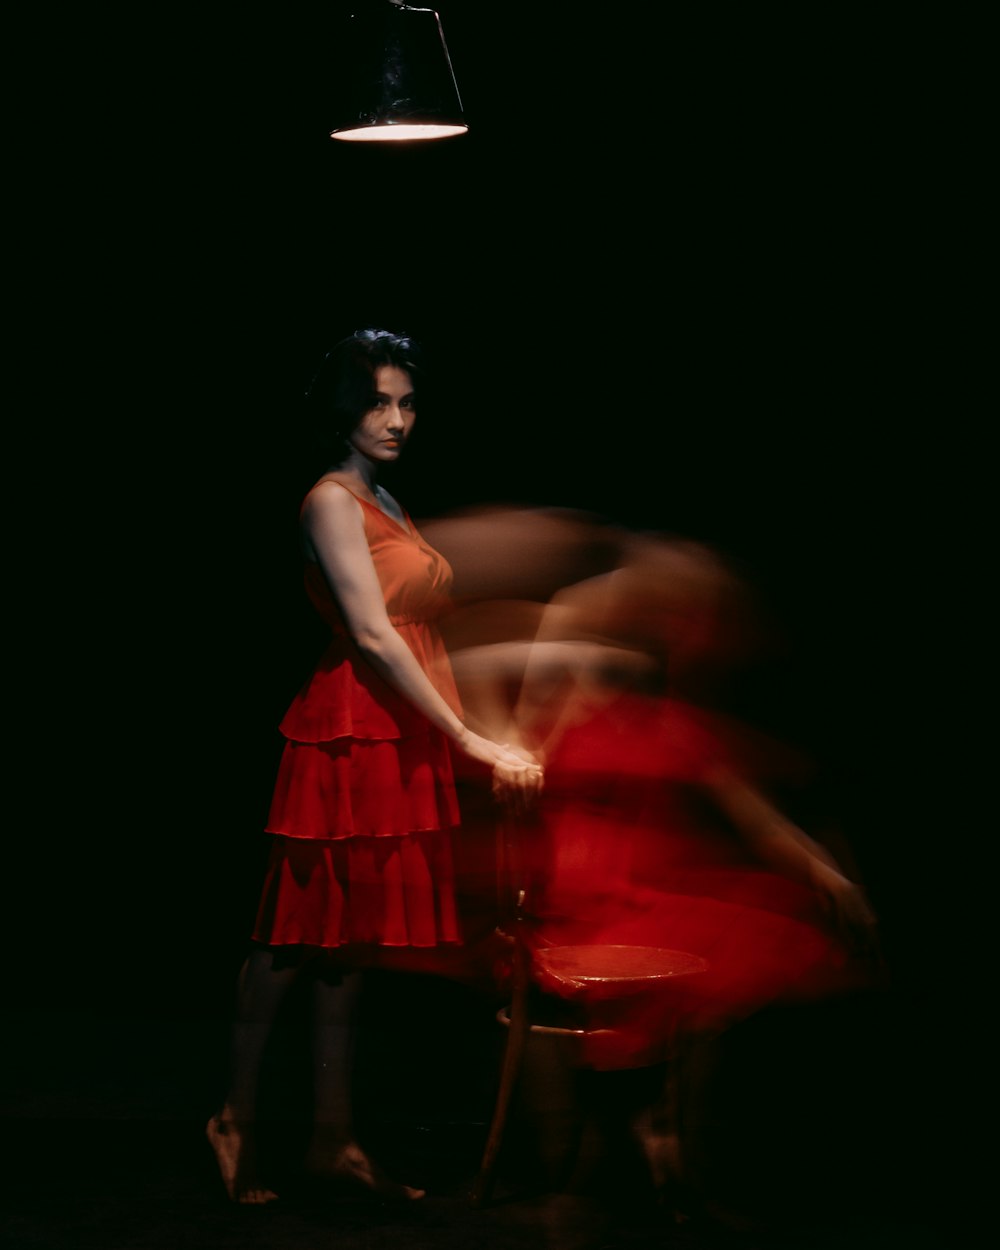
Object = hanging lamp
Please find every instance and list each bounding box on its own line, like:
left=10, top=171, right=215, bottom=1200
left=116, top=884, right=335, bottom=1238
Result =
left=331, top=1, right=468, bottom=142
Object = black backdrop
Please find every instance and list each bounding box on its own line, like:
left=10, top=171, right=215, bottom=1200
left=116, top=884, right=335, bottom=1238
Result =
left=13, top=4, right=977, bottom=1216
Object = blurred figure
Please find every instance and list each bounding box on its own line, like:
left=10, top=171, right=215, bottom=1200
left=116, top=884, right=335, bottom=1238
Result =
left=507, top=531, right=879, bottom=999
left=451, top=529, right=884, bottom=1241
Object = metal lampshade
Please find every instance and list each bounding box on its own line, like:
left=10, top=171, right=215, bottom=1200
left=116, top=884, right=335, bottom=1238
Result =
left=331, top=1, right=468, bottom=142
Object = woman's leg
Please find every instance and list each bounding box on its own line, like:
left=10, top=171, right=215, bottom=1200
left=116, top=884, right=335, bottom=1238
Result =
left=303, top=963, right=424, bottom=1199
left=206, top=946, right=301, bottom=1203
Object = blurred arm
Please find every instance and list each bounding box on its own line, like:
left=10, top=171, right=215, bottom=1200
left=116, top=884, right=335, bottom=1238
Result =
left=707, top=762, right=880, bottom=955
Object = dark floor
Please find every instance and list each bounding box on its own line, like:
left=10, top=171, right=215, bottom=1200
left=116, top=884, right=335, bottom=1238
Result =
left=0, top=976, right=973, bottom=1250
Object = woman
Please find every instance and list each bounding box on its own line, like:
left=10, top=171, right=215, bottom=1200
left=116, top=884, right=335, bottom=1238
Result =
left=206, top=328, right=541, bottom=1204
left=502, top=532, right=881, bottom=1032
left=451, top=531, right=883, bottom=1229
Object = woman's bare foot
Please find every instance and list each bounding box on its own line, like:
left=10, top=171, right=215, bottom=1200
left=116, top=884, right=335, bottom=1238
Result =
left=304, top=1133, right=424, bottom=1201
left=205, top=1113, right=279, bottom=1205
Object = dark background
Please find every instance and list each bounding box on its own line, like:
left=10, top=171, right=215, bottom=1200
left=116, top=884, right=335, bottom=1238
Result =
left=10, top=2, right=983, bottom=1242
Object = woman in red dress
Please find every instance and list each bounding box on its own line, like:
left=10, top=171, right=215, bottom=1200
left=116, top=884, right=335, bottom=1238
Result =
left=452, top=532, right=883, bottom=1224
left=206, top=329, right=541, bottom=1204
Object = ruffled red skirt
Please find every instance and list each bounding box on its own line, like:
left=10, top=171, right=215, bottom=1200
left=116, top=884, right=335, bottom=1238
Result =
left=252, top=689, right=463, bottom=949
left=252, top=824, right=461, bottom=948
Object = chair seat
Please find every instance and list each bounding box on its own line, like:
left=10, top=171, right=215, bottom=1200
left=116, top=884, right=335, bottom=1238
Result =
left=531, top=944, right=709, bottom=1001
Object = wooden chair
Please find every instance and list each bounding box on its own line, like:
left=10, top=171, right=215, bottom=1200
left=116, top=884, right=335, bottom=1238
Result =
left=469, top=813, right=710, bottom=1207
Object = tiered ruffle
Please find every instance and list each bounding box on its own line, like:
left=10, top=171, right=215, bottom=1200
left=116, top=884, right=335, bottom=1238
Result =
left=253, top=626, right=464, bottom=949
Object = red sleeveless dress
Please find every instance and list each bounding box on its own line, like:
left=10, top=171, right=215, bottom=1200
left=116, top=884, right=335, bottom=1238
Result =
left=252, top=487, right=464, bottom=950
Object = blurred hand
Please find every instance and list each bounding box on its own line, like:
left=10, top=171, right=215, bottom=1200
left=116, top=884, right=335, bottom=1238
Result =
left=819, top=875, right=881, bottom=961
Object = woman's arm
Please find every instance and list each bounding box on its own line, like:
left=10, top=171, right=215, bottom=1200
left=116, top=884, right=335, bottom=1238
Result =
left=506, top=574, right=662, bottom=762
left=302, top=483, right=540, bottom=783
left=706, top=762, right=880, bottom=956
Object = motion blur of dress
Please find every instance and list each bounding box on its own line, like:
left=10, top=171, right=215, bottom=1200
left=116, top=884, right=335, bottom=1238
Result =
left=520, top=689, right=874, bottom=1068
left=252, top=487, right=464, bottom=951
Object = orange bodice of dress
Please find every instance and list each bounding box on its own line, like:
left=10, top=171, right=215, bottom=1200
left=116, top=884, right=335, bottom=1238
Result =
left=277, top=491, right=463, bottom=745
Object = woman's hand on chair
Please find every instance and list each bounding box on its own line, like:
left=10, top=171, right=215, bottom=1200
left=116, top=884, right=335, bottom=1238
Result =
left=455, top=729, right=544, bottom=810
left=490, top=744, right=545, bottom=815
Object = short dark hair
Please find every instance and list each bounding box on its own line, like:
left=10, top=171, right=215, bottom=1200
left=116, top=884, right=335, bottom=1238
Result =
left=305, top=328, right=423, bottom=465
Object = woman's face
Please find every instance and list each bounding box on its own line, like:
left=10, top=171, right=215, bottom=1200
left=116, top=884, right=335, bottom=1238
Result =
left=349, top=365, right=416, bottom=462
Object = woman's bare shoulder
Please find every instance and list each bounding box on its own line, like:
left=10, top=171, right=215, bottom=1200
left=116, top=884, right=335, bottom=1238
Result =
left=301, top=477, right=362, bottom=517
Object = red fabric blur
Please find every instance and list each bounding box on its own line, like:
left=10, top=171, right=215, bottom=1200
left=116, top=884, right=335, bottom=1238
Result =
left=518, top=692, right=874, bottom=1067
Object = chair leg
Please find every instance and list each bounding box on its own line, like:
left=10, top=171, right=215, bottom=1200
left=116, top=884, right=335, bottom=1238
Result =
left=469, top=961, right=531, bottom=1207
